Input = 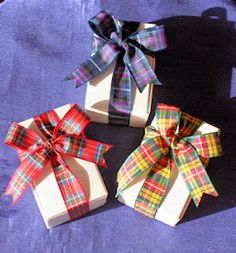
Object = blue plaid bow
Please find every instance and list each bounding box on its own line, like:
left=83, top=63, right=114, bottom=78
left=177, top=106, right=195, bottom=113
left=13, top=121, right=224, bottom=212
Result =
left=65, top=10, right=167, bottom=125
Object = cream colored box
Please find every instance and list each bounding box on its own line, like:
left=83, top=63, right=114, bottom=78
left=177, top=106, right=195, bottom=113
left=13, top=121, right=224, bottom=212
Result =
left=19, top=105, right=108, bottom=229
left=118, top=118, right=219, bottom=226
left=85, top=23, right=156, bottom=128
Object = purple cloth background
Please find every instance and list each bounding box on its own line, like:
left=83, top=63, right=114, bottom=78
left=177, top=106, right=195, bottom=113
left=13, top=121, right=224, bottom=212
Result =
left=0, top=0, right=236, bottom=252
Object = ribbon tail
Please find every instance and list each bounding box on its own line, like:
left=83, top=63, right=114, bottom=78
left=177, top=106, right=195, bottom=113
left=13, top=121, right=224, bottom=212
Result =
left=108, top=52, right=132, bottom=125
left=65, top=43, right=118, bottom=88
left=51, top=154, right=89, bottom=219
left=173, top=141, right=218, bottom=207
left=183, top=132, right=223, bottom=158
left=4, top=151, right=48, bottom=204
left=134, top=156, right=170, bottom=218
left=192, top=181, right=218, bottom=207
left=124, top=46, right=161, bottom=93
left=55, top=135, right=112, bottom=168
left=79, top=138, right=112, bottom=168
left=3, top=176, right=22, bottom=204
left=116, top=136, right=169, bottom=196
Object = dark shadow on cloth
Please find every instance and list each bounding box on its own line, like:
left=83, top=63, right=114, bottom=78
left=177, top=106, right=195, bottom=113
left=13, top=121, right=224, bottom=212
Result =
left=0, top=174, right=19, bottom=218
left=147, top=7, right=236, bottom=223
left=84, top=122, right=144, bottom=215
left=83, top=7, right=236, bottom=221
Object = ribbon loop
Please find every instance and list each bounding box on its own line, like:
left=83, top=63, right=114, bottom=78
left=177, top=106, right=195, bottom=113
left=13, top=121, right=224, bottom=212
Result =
left=178, top=112, right=203, bottom=139
left=88, top=10, right=120, bottom=42
left=34, top=109, right=60, bottom=140
left=128, top=25, right=167, bottom=52
left=155, top=104, right=181, bottom=137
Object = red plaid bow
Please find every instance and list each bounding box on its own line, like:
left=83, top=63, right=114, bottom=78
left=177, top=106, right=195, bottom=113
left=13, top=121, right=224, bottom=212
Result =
left=4, top=105, right=112, bottom=220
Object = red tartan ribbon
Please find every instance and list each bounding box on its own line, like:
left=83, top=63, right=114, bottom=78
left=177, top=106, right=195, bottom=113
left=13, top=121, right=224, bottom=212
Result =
left=4, top=104, right=112, bottom=220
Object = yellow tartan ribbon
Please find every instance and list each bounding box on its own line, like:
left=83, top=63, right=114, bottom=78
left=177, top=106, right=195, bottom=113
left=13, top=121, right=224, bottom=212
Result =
left=116, top=104, right=222, bottom=218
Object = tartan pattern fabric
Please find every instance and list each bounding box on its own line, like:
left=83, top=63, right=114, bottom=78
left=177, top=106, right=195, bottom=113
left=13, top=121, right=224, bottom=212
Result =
left=129, top=26, right=167, bottom=52
left=108, top=52, right=132, bottom=125
left=55, top=135, right=110, bottom=167
left=4, top=149, right=50, bottom=204
left=173, top=140, right=218, bottom=206
left=178, top=112, right=203, bottom=139
left=4, top=104, right=112, bottom=220
left=124, top=45, right=161, bottom=91
left=65, top=43, right=118, bottom=87
left=33, top=107, right=59, bottom=140
left=116, top=103, right=222, bottom=218
left=155, top=104, right=180, bottom=137
left=65, top=10, right=167, bottom=125
left=183, top=132, right=222, bottom=158
left=50, top=153, right=89, bottom=219
left=116, top=136, right=169, bottom=196
left=134, top=156, right=170, bottom=218
left=5, top=122, right=45, bottom=152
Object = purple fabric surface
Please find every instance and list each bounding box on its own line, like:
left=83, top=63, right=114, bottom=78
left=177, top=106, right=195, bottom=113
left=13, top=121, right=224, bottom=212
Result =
left=0, top=1, right=236, bottom=252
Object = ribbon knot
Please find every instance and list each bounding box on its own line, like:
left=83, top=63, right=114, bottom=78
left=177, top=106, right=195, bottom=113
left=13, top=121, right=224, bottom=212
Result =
left=110, top=32, right=129, bottom=52
left=116, top=104, right=222, bottom=218
left=169, top=135, right=179, bottom=150
left=65, top=10, right=167, bottom=125
left=4, top=105, right=112, bottom=220
left=46, top=138, right=55, bottom=150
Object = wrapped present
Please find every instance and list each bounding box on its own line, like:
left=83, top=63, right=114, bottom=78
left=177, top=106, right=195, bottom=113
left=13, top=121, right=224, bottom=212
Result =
left=4, top=104, right=112, bottom=228
left=66, top=10, right=167, bottom=127
left=116, top=104, right=222, bottom=226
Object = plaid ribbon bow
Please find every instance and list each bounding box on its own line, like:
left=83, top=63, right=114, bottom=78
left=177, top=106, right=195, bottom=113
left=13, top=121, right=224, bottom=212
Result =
left=4, top=105, right=112, bottom=220
left=116, top=104, right=222, bottom=218
left=65, top=10, right=167, bottom=125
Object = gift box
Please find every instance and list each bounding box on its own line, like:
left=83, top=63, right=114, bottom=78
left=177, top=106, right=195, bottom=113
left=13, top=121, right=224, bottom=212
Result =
left=4, top=104, right=112, bottom=228
left=116, top=104, right=222, bottom=226
left=66, top=10, right=167, bottom=127
left=85, top=23, right=156, bottom=127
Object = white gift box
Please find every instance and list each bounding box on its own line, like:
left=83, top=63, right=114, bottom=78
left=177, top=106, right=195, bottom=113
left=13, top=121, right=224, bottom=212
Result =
left=18, top=104, right=108, bottom=229
left=85, top=23, right=156, bottom=128
left=118, top=117, right=219, bottom=226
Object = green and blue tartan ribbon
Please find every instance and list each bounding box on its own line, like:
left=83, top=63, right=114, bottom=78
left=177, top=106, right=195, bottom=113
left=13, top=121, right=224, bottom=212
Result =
left=4, top=104, right=112, bottom=220
left=65, top=10, right=167, bottom=125
left=116, top=104, right=222, bottom=218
